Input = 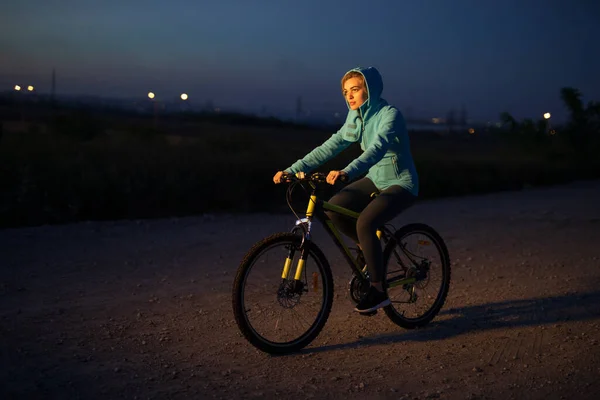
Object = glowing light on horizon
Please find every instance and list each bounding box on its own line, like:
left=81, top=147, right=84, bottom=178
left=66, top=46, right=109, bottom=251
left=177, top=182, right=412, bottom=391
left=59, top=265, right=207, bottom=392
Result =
left=180, top=93, right=188, bottom=100
left=543, top=112, right=551, bottom=119
left=27, top=85, right=34, bottom=91
left=148, top=92, right=155, bottom=99
left=468, top=128, right=475, bottom=134
left=14, top=85, right=21, bottom=91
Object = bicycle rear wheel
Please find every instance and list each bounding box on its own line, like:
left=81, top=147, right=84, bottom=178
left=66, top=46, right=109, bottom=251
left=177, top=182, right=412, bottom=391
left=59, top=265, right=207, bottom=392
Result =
left=383, top=223, right=451, bottom=329
left=232, top=232, right=333, bottom=354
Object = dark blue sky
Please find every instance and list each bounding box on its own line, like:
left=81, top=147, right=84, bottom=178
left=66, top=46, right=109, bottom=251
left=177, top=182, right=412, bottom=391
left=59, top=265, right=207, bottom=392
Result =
left=2, top=0, right=599, bottom=122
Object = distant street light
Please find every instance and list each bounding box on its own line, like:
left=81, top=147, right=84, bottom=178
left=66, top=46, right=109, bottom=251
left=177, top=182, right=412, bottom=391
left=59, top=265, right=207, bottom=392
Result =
left=543, top=112, right=553, bottom=135
left=13, top=85, right=25, bottom=121
left=180, top=93, right=188, bottom=101
left=147, top=92, right=158, bottom=128
left=27, top=85, right=34, bottom=92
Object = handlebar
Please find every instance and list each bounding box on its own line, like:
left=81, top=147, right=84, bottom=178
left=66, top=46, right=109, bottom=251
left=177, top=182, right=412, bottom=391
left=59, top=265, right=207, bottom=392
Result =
left=281, top=172, right=324, bottom=183
left=280, top=172, right=348, bottom=184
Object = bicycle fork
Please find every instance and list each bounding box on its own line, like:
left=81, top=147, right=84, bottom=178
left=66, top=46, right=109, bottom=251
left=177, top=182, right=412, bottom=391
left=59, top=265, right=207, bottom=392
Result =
left=281, top=247, right=308, bottom=281
left=281, top=195, right=316, bottom=284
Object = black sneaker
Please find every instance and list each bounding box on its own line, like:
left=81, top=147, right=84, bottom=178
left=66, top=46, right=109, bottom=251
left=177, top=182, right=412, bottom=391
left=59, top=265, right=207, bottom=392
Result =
left=354, top=286, right=390, bottom=313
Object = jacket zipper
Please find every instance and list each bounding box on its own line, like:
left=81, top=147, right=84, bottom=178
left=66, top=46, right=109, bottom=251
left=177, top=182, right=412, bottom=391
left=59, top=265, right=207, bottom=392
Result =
left=359, top=109, right=366, bottom=147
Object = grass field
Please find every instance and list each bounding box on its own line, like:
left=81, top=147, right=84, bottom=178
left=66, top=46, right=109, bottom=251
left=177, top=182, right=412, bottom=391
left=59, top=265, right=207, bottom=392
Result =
left=1, top=106, right=598, bottom=229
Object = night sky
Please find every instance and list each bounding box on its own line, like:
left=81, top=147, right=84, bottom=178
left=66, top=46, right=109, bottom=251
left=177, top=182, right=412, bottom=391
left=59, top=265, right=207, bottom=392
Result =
left=2, top=0, right=599, bottom=122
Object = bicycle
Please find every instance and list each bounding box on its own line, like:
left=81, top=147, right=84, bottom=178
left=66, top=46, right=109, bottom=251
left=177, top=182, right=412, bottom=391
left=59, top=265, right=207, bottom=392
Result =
left=232, top=172, right=451, bottom=354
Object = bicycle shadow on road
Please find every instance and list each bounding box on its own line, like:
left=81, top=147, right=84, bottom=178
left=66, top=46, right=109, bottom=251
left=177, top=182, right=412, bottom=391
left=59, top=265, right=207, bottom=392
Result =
left=302, top=290, right=600, bottom=354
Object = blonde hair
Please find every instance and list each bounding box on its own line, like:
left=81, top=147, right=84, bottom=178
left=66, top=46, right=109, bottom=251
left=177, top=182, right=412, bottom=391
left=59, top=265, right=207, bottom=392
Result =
left=341, top=71, right=365, bottom=93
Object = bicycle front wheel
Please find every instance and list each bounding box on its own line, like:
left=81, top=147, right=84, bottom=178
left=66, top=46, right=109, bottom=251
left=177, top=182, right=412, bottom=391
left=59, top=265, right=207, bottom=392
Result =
left=383, top=223, right=451, bottom=329
left=232, top=232, right=333, bottom=354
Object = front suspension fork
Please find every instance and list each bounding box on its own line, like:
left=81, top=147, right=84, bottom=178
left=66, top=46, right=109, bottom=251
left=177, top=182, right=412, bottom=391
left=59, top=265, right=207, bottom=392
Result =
left=281, top=214, right=313, bottom=280
left=280, top=251, right=309, bottom=281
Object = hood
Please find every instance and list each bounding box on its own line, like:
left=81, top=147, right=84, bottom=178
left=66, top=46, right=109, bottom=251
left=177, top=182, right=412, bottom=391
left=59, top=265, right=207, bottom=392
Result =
left=343, top=66, right=386, bottom=121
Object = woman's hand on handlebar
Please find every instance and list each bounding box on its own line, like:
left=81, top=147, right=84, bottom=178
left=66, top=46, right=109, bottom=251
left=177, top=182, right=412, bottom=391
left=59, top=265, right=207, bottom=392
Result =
left=326, top=170, right=347, bottom=185
left=273, top=171, right=285, bottom=184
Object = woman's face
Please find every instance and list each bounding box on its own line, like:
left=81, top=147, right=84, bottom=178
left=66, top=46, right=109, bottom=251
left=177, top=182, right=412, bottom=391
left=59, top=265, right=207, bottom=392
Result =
left=343, top=77, right=368, bottom=110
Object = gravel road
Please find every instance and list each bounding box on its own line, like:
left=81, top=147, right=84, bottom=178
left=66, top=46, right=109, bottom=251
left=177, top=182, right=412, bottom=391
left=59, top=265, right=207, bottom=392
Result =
left=1, top=180, right=600, bottom=399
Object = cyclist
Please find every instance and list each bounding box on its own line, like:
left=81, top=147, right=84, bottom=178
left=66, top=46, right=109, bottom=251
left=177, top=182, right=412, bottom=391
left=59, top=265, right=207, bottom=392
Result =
left=273, top=66, right=419, bottom=314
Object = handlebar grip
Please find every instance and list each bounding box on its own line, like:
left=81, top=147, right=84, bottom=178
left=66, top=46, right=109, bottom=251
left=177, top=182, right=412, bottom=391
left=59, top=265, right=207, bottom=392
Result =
left=280, top=172, right=295, bottom=183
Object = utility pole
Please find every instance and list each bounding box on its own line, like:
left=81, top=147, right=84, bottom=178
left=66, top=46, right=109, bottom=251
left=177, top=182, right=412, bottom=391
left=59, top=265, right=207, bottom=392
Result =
left=51, top=68, right=56, bottom=104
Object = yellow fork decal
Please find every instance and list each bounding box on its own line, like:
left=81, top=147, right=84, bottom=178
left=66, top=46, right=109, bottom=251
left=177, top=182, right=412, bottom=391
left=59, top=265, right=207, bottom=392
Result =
left=281, top=257, right=293, bottom=279
left=294, top=259, right=305, bottom=280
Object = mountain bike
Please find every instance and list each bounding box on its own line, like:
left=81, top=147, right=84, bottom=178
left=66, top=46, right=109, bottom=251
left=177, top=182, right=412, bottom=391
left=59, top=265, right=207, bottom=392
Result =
left=232, top=172, right=451, bottom=354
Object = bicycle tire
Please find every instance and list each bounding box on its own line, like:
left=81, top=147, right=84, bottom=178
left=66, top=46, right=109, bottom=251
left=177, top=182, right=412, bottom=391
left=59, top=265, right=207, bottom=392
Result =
left=382, top=223, right=451, bottom=329
left=232, top=232, right=334, bottom=354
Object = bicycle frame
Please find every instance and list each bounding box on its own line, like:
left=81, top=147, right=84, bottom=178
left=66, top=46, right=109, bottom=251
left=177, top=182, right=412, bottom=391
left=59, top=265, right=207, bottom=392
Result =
left=281, top=181, right=417, bottom=289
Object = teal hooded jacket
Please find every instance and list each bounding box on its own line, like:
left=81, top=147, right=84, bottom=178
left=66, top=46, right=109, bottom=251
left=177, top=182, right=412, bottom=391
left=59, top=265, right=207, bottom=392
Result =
left=285, top=66, right=419, bottom=196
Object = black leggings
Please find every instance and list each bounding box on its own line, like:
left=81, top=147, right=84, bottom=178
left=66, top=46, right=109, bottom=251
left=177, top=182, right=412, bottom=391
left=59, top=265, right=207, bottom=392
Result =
left=325, top=178, right=416, bottom=282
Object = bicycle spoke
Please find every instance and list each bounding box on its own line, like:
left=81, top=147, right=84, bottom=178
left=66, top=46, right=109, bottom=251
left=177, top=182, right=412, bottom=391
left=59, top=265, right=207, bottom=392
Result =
left=382, top=225, right=450, bottom=328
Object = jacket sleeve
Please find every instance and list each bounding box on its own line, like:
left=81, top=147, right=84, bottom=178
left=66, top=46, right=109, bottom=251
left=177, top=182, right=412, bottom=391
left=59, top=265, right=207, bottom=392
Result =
left=284, top=128, right=351, bottom=174
left=341, top=107, right=402, bottom=180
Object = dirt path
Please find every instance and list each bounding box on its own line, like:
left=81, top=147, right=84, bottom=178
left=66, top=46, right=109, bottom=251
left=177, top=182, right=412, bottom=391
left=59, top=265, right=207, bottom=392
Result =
left=1, top=181, right=600, bottom=400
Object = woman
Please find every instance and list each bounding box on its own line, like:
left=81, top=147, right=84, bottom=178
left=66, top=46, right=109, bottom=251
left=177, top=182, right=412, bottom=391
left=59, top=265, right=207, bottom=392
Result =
left=273, top=66, right=418, bottom=314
